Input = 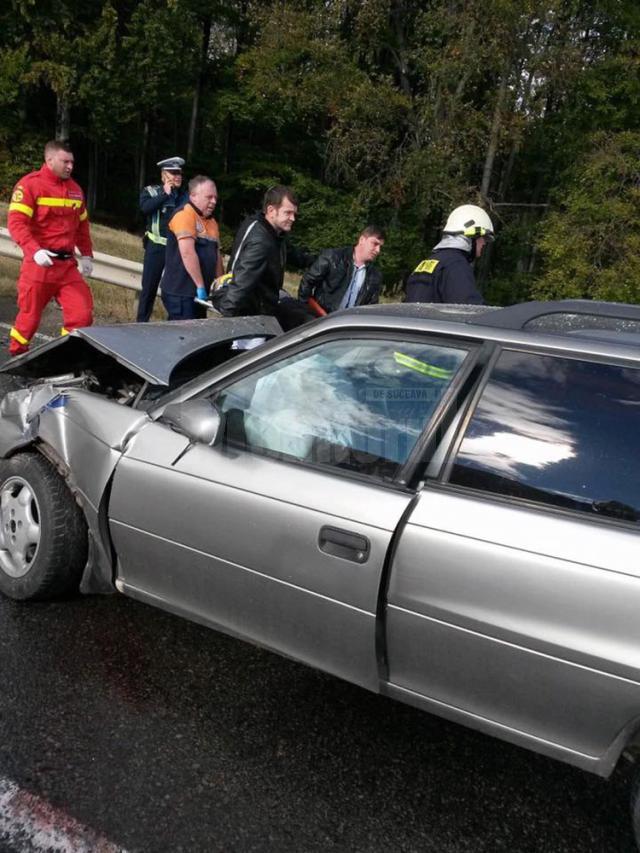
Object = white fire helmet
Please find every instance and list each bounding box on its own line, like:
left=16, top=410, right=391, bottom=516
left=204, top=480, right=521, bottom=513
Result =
left=443, top=205, right=494, bottom=239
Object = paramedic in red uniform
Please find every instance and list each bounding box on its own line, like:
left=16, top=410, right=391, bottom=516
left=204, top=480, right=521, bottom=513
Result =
left=7, top=139, right=94, bottom=355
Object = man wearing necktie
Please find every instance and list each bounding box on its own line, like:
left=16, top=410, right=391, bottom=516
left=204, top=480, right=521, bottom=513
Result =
left=298, top=225, right=385, bottom=316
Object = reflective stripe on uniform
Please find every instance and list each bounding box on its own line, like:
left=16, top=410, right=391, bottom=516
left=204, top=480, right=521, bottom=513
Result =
left=36, top=197, right=83, bottom=210
left=414, top=259, right=439, bottom=274
left=8, top=202, right=34, bottom=217
left=146, top=203, right=166, bottom=245
left=393, top=351, right=453, bottom=380
left=9, top=328, right=29, bottom=345
left=145, top=230, right=167, bottom=246
left=148, top=188, right=164, bottom=243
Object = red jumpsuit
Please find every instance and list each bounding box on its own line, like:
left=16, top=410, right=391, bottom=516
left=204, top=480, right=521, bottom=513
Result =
left=7, top=164, right=94, bottom=355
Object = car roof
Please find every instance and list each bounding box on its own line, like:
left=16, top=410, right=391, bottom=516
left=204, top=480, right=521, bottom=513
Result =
left=315, top=299, right=640, bottom=363
left=345, top=299, right=640, bottom=330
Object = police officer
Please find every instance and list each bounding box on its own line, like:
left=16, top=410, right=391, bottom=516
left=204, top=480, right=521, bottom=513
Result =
left=137, top=156, right=188, bottom=322
left=405, top=205, right=494, bottom=304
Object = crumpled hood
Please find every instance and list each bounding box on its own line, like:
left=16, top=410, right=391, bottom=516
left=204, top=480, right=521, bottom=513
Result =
left=0, top=316, right=283, bottom=386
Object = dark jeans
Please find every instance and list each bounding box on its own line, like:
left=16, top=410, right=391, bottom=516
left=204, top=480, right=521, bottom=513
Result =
left=161, top=291, right=201, bottom=321
left=137, top=244, right=166, bottom=322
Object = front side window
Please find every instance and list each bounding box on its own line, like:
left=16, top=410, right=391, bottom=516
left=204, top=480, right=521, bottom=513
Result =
left=450, top=350, right=640, bottom=523
left=212, top=337, right=469, bottom=480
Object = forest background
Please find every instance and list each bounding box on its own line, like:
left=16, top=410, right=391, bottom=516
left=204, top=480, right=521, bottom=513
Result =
left=1, top=0, right=640, bottom=305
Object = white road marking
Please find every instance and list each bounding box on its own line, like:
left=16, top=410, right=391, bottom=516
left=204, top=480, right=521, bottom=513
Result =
left=0, top=777, right=126, bottom=852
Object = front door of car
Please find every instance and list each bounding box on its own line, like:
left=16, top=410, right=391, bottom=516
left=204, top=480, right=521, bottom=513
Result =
left=108, top=333, right=472, bottom=690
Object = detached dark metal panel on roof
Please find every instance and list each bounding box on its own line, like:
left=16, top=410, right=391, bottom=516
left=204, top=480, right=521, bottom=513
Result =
left=469, top=300, right=640, bottom=331
left=347, top=303, right=494, bottom=323
left=0, top=316, right=283, bottom=386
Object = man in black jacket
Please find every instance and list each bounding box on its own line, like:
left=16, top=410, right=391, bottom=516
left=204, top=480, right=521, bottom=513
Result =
left=217, top=186, right=312, bottom=328
left=298, top=226, right=385, bottom=315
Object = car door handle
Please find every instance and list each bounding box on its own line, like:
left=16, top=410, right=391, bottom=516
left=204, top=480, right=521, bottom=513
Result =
left=318, top=526, right=370, bottom=564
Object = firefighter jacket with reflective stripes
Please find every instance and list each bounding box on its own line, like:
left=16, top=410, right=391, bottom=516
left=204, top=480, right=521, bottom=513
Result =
left=8, top=164, right=92, bottom=261
left=139, top=184, right=188, bottom=247
left=405, top=248, right=483, bottom=305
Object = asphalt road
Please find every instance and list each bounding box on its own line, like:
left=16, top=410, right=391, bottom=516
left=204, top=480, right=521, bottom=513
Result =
left=0, top=297, right=636, bottom=852
left=0, top=592, right=636, bottom=853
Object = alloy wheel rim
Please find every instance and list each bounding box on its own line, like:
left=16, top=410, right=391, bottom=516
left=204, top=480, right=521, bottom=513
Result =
left=0, top=477, right=41, bottom=578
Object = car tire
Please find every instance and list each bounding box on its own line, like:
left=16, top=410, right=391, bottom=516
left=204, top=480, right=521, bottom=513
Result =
left=0, top=452, right=88, bottom=600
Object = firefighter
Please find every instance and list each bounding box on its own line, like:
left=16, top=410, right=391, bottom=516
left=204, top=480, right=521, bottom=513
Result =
left=7, top=139, right=94, bottom=356
left=405, top=205, right=494, bottom=304
left=137, top=156, right=188, bottom=322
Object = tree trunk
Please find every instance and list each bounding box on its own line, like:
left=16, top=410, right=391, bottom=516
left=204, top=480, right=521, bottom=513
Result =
left=87, top=140, right=98, bottom=214
left=55, top=97, right=70, bottom=140
left=187, top=14, right=213, bottom=161
left=187, top=85, right=200, bottom=162
left=480, top=69, right=508, bottom=201
left=138, top=119, right=149, bottom=192
left=390, top=1, right=412, bottom=98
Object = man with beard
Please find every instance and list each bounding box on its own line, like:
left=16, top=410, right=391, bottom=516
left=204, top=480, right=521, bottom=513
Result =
left=161, top=175, right=224, bottom=320
left=216, top=185, right=313, bottom=330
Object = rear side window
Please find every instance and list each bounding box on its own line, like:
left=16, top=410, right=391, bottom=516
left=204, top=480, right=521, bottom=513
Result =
left=449, top=350, right=640, bottom=524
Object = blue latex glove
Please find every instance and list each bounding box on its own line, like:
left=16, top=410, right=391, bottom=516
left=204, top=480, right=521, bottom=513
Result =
left=196, top=287, right=208, bottom=300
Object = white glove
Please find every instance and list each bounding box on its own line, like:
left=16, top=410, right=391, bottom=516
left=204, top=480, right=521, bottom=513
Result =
left=79, top=256, right=93, bottom=277
left=33, top=249, right=55, bottom=267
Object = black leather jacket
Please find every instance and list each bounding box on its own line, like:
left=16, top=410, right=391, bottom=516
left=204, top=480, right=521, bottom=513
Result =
left=218, top=212, right=312, bottom=317
left=298, top=246, right=382, bottom=312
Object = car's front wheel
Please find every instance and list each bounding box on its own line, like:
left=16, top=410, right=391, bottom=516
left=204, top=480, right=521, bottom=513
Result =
left=0, top=452, right=88, bottom=600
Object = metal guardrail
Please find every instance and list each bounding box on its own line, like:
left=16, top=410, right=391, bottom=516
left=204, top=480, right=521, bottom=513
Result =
left=0, top=226, right=143, bottom=291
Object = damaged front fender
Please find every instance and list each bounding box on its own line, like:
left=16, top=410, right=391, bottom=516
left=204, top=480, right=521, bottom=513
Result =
left=0, top=384, right=65, bottom=458
left=0, top=384, right=150, bottom=594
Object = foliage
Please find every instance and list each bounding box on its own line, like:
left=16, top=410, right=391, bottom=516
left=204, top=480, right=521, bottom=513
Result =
left=534, top=131, right=640, bottom=302
left=1, top=0, right=640, bottom=300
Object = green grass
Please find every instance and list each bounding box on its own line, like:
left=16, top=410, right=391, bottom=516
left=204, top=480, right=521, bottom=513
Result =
left=2, top=202, right=162, bottom=322
left=1, top=201, right=144, bottom=260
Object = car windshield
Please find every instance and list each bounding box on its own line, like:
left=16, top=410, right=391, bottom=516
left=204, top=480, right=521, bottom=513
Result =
left=212, top=336, right=469, bottom=480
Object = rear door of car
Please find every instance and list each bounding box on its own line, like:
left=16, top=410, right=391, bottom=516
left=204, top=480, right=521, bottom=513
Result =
left=108, top=330, right=477, bottom=690
left=385, top=345, right=640, bottom=769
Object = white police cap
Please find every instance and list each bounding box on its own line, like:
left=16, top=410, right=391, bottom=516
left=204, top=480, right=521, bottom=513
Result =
left=157, top=156, right=185, bottom=172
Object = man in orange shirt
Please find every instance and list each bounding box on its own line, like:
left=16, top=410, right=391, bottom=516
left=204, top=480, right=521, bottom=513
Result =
left=7, top=139, right=94, bottom=355
left=161, top=175, right=224, bottom=320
